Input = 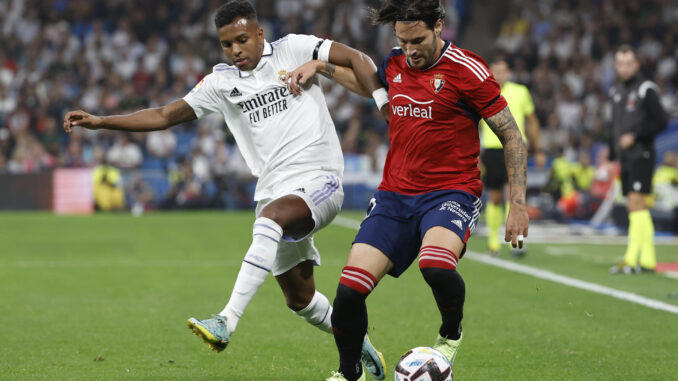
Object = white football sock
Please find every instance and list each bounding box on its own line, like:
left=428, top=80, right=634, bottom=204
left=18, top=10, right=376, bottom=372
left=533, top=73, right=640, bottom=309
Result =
left=220, top=217, right=282, bottom=334
left=295, top=290, right=333, bottom=334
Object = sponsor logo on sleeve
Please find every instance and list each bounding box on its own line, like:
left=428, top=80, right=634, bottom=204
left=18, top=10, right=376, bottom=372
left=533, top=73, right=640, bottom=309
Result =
left=189, top=79, right=205, bottom=94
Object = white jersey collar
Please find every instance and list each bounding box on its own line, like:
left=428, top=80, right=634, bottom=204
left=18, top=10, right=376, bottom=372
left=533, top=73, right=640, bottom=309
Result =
left=239, top=40, right=273, bottom=78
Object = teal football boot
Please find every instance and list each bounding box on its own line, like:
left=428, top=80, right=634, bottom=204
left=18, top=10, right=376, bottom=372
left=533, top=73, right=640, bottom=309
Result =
left=187, top=314, right=230, bottom=352
left=361, top=335, right=386, bottom=379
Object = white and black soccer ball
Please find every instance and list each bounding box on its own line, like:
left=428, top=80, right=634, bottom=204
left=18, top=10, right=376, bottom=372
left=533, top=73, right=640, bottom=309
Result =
left=394, top=347, right=453, bottom=381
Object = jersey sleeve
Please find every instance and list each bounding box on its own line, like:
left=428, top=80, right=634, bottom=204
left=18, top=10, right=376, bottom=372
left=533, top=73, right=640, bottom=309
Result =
left=183, top=73, right=223, bottom=119
left=377, top=56, right=389, bottom=89
left=465, top=75, right=506, bottom=118
left=285, top=34, right=333, bottom=66
left=377, top=48, right=404, bottom=90
left=453, top=50, right=507, bottom=118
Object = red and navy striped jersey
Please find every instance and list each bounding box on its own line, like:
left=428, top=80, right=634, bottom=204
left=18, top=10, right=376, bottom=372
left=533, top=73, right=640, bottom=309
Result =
left=377, top=41, right=507, bottom=197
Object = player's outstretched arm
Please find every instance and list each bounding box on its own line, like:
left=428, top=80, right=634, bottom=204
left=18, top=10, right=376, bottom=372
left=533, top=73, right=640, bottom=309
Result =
left=286, top=60, right=370, bottom=97
left=63, top=99, right=197, bottom=134
left=328, top=42, right=389, bottom=122
left=326, top=42, right=381, bottom=94
left=485, top=105, right=529, bottom=248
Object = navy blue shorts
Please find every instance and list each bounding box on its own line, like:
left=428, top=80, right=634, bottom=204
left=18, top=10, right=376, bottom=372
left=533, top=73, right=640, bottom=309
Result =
left=353, top=189, right=482, bottom=277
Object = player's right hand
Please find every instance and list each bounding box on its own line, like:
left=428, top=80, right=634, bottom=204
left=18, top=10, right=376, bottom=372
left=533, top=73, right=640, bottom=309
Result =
left=63, top=110, right=102, bottom=134
left=505, top=202, right=529, bottom=249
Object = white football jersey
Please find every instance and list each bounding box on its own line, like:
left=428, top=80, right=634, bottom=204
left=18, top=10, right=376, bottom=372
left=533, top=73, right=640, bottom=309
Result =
left=183, top=34, right=343, bottom=201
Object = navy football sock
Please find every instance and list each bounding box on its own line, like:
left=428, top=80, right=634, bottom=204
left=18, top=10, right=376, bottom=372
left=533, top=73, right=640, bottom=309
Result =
left=419, top=247, right=465, bottom=340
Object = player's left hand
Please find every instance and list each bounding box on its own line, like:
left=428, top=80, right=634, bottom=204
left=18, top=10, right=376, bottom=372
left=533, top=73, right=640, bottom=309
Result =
left=285, top=61, right=321, bottom=96
left=619, top=133, right=635, bottom=150
left=505, top=202, right=529, bottom=248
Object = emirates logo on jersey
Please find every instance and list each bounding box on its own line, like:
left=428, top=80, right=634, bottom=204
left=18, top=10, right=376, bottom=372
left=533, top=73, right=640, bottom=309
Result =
left=237, top=87, right=291, bottom=125
left=430, top=74, right=445, bottom=93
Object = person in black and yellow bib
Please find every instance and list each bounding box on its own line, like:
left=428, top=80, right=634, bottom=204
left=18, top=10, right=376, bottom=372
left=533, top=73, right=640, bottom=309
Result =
left=479, top=57, right=544, bottom=255
left=608, top=46, right=668, bottom=274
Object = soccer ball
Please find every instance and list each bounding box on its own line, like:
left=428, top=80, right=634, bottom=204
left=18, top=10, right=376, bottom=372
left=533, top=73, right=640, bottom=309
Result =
left=394, top=347, right=453, bottom=381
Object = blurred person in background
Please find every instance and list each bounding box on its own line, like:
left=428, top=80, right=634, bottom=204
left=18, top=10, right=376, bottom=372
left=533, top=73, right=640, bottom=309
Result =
left=479, top=56, right=543, bottom=256
left=63, top=1, right=388, bottom=377
left=608, top=45, right=668, bottom=275
left=6, top=130, right=54, bottom=173
left=591, top=147, right=618, bottom=201
left=652, top=151, right=678, bottom=212
left=106, top=132, right=142, bottom=169
left=547, top=145, right=575, bottom=218
left=572, top=151, right=595, bottom=194
left=61, top=134, right=87, bottom=168
left=37, top=115, right=62, bottom=157
left=567, top=150, right=599, bottom=219
left=0, top=84, right=17, bottom=117
left=91, top=148, right=125, bottom=212
left=161, top=159, right=211, bottom=210
left=0, top=151, right=6, bottom=173
left=146, top=128, right=177, bottom=160
left=0, top=128, right=13, bottom=159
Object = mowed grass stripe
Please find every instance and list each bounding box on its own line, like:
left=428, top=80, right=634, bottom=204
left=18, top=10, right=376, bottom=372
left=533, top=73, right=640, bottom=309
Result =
left=2, top=212, right=678, bottom=380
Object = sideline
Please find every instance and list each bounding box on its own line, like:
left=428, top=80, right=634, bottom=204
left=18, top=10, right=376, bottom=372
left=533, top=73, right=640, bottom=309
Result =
left=332, top=216, right=678, bottom=315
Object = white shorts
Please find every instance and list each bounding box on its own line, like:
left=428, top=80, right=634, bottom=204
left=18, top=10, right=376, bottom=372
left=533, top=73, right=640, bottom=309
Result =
left=255, top=173, right=344, bottom=276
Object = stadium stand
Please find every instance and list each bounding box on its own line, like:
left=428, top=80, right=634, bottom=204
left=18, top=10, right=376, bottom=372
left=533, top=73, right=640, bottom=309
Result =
left=0, top=0, right=676, bottom=228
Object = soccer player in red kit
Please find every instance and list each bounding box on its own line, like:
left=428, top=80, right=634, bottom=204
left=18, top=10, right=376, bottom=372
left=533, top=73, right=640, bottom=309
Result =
left=312, top=1, right=529, bottom=380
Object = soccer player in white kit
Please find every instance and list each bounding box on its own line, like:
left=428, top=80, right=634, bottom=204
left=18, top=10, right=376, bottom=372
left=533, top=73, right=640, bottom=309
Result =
left=63, top=1, right=389, bottom=378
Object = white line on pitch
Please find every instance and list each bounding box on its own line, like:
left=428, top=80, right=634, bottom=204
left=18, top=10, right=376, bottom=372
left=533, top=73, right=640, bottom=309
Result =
left=332, top=215, right=678, bottom=315
left=332, top=215, right=362, bottom=230
left=467, top=254, right=678, bottom=315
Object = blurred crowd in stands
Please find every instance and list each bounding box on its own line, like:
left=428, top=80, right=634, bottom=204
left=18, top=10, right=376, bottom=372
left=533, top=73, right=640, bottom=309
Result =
left=0, top=0, right=677, bottom=220
left=496, top=0, right=678, bottom=153
left=494, top=0, right=678, bottom=224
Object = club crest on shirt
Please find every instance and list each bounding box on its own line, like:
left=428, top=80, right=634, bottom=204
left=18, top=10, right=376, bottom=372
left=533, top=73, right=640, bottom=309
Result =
left=430, top=74, right=445, bottom=93
left=278, top=70, right=288, bottom=85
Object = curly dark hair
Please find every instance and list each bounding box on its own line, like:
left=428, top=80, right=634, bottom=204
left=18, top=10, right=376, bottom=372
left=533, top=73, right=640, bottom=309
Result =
left=369, top=0, right=446, bottom=30
left=214, top=0, right=257, bottom=29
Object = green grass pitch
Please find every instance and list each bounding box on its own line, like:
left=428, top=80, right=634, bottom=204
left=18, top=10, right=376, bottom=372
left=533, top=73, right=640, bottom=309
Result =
left=1, top=211, right=677, bottom=380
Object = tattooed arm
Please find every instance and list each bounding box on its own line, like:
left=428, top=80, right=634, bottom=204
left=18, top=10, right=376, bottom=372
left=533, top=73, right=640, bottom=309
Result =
left=484, top=105, right=530, bottom=247
left=286, top=60, right=371, bottom=97
left=64, top=99, right=197, bottom=133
